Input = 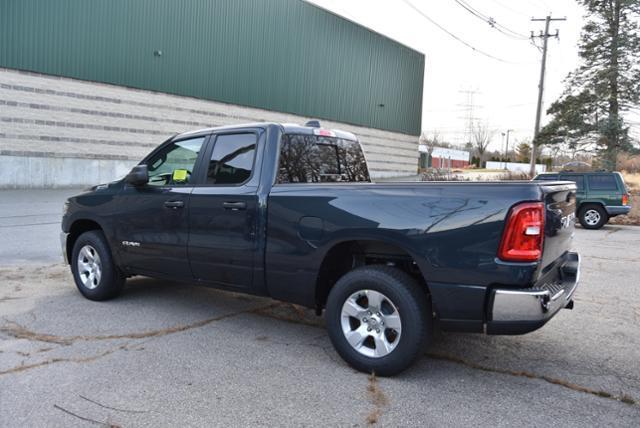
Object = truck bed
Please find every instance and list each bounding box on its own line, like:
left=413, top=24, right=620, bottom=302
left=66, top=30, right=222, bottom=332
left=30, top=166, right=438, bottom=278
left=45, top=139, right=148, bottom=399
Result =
left=265, top=180, right=577, bottom=331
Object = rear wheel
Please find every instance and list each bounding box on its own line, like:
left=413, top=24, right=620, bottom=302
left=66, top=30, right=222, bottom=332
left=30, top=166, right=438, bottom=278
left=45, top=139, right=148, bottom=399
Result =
left=71, top=230, right=125, bottom=301
left=578, top=204, right=607, bottom=229
left=325, top=266, right=431, bottom=376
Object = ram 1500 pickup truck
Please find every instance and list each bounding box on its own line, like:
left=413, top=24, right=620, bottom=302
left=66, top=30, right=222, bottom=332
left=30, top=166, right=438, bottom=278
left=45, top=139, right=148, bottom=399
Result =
left=62, top=122, right=581, bottom=375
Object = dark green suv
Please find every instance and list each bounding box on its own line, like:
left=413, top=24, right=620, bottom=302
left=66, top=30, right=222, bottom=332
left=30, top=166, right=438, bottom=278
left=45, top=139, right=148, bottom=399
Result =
left=534, top=171, right=631, bottom=229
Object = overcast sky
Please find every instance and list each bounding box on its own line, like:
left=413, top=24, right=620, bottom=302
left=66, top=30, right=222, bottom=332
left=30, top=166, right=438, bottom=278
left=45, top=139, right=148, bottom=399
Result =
left=307, top=0, right=586, bottom=152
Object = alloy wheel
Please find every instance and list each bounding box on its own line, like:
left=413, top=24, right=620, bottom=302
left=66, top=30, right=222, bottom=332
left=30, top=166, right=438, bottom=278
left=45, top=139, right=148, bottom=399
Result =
left=584, top=209, right=601, bottom=226
left=77, top=245, right=102, bottom=289
left=340, top=289, right=402, bottom=358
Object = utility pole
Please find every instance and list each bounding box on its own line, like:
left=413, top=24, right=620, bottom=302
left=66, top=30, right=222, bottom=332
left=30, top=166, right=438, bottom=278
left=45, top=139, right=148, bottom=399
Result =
left=505, top=129, right=512, bottom=165
left=501, top=132, right=506, bottom=169
left=530, top=15, right=566, bottom=176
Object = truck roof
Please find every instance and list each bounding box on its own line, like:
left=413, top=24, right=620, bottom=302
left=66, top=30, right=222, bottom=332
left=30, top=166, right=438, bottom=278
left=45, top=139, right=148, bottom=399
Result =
left=175, top=122, right=358, bottom=141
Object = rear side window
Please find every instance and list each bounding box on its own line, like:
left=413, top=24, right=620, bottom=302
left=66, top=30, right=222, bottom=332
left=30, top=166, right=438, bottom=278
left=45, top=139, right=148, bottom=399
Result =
left=206, top=133, right=256, bottom=185
left=562, top=175, right=584, bottom=191
left=277, top=134, right=370, bottom=183
left=588, top=175, right=618, bottom=191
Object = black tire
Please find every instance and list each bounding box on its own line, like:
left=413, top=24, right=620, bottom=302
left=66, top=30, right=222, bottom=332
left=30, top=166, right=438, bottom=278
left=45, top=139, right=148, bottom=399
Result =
left=71, top=230, right=125, bottom=301
left=325, top=265, right=431, bottom=376
left=578, top=204, right=608, bottom=229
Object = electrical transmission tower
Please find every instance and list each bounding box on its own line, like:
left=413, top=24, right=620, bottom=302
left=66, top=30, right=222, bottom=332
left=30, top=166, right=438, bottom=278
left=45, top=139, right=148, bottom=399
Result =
left=529, top=15, right=566, bottom=176
left=457, top=88, right=480, bottom=146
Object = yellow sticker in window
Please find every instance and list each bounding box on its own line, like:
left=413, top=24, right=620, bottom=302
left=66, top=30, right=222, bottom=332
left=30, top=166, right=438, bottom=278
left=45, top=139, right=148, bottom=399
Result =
left=172, top=169, right=188, bottom=182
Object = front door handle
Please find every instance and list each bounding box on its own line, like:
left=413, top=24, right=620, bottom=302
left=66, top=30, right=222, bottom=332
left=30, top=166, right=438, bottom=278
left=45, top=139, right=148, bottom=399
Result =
left=164, top=200, right=185, bottom=209
left=223, top=201, right=247, bottom=211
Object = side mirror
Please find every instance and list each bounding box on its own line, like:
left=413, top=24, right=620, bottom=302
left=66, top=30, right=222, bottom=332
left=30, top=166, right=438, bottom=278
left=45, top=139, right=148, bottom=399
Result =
left=125, top=165, right=149, bottom=186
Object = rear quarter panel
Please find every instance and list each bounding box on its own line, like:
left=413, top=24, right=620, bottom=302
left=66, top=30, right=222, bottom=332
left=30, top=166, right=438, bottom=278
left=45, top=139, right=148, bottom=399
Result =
left=265, top=182, right=546, bottom=307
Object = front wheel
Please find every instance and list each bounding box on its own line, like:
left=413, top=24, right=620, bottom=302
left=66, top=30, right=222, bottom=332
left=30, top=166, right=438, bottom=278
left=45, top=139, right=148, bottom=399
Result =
left=325, top=266, right=431, bottom=376
left=71, top=230, right=125, bottom=301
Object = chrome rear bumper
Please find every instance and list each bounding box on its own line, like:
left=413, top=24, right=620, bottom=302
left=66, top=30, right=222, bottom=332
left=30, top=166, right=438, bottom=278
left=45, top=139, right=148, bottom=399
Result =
left=487, top=252, right=580, bottom=334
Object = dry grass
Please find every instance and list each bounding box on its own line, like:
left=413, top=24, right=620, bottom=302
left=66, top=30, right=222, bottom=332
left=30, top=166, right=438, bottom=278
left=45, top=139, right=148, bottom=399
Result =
left=610, top=172, right=640, bottom=225
left=421, top=170, right=529, bottom=182
left=609, top=194, right=640, bottom=225
left=622, top=172, right=640, bottom=192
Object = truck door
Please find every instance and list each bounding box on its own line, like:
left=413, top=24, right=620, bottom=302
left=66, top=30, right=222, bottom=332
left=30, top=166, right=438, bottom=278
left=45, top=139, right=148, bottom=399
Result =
left=187, top=131, right=260, bottom=288
left=115, top=136, right=207, bottom=277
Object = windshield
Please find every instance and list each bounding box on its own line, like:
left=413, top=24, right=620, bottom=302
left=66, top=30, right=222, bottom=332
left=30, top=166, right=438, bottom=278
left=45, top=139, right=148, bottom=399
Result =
left=277, top=134, right=370, bottom=183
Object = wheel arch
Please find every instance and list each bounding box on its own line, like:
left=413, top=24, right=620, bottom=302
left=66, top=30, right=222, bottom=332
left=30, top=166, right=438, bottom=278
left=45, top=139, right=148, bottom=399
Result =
left=65, top=218, right=105, bottom=264
left=577, top=200, right=606, bottom=212
left=314, top=239, right=430, bottom=310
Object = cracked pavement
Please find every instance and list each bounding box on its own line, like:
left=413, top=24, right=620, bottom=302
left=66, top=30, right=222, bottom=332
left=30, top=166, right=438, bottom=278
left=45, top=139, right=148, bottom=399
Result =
left=1, top=190, right=640, bottom=426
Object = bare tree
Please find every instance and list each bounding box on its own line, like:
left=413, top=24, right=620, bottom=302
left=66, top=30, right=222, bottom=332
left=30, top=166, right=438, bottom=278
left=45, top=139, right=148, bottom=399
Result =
left=419, top=131, right=441, bottom=158
left=472, top=122, right=494, bottom=167
left=516, top=142, right=532, bottom=163
left=419, top=131, right=443, bottom=169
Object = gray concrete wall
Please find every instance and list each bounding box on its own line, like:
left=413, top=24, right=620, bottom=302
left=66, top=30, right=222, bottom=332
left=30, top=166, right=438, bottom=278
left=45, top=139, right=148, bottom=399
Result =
left=0, top=68, right=419, bottom=188
left=0, top=155, right=135, bottom=189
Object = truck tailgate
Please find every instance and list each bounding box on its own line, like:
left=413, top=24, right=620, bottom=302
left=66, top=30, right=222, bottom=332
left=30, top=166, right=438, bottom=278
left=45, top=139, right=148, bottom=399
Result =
left=539, top=182, right=577, bottom=272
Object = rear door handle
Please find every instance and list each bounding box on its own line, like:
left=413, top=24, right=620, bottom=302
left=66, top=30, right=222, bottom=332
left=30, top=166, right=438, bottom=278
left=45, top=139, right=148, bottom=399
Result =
left=223, top=201, right=247, bottom=211
left=164, top=200, right=185, bottom=209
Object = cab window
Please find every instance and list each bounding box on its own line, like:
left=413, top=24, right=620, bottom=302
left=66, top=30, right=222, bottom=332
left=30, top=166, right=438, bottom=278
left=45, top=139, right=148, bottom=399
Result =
left=206, top=133, right=257, bottom=185
left=146, top=137, right=205, bottom=186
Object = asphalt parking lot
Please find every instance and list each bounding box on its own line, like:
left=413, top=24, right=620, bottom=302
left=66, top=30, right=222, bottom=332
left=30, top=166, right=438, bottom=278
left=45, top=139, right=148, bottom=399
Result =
left=0, top=189, right=80, bottom=265
left=1, top=190, right=639, bottom=426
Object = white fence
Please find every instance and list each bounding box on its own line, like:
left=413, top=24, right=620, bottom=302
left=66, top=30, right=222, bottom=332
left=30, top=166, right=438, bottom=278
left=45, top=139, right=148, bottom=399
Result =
left=486, top=161, right=546, bottom=174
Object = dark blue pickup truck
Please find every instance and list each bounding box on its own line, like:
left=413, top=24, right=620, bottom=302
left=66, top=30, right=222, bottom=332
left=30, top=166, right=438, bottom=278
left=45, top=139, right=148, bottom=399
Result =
left=61, top=122, right=580, bottom=375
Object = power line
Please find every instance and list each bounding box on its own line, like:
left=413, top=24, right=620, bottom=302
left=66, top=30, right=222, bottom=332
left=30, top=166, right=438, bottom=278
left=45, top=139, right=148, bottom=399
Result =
left=530, top=38, right=543, bottom=53
left=486, top=0, right=532, bottom=18
left=401, top=0, right=520, bottom=64
left=425, top=102, right=536, bottom=112
left=526, top=0, right=553, bottom=13
left=453, top=0, right=529, bottom=40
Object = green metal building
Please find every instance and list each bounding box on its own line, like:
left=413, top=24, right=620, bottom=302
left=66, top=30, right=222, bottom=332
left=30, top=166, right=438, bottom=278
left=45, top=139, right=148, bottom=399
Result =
left=0, top=0, right=424, bottom=135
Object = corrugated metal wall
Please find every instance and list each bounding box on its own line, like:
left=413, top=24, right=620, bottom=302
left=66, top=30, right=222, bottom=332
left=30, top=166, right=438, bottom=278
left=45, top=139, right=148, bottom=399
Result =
left=0, top=0, right=424, bottom=135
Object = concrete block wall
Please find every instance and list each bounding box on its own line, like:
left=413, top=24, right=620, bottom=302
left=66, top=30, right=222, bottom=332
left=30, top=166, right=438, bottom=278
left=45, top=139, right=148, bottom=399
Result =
left=0, top=68, right=419, bottom=188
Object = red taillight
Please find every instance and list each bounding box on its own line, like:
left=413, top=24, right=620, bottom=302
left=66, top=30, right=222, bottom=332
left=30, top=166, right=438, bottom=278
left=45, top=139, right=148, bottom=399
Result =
left=498, top=202, right=545, bottom=262
left=314, top=128, right=336, bottom=137
left=622, top=194, right=629, bottom=206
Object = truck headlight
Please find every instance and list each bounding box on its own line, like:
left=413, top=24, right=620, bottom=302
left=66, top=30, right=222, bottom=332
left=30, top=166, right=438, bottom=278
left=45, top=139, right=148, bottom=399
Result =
left=62, top=200, right=70, bottom=216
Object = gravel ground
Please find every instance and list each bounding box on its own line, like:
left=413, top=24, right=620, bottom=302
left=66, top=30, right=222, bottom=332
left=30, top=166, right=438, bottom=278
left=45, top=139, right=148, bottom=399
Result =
left=0, top=191, right=639, bottom=426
